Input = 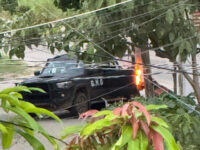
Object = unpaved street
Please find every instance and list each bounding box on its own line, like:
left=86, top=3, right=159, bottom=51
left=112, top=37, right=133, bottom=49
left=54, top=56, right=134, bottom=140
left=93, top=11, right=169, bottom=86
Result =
left=0, top=110, right=84, bottom=150
left=10, top=117, right=83, bottom=150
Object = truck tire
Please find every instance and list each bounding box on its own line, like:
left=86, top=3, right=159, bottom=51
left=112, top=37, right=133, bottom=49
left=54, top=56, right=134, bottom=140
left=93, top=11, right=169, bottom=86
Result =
left=71, top=92, right=88, bottom=115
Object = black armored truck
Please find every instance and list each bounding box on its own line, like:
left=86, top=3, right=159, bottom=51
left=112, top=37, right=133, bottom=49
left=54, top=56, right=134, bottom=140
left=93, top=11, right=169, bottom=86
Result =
left=20, top=54, right=144, bottom=114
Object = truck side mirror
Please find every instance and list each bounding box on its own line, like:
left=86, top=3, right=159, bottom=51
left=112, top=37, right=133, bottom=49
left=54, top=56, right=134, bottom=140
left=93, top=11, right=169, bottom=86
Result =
left=34, top=71, right=40, bottom=76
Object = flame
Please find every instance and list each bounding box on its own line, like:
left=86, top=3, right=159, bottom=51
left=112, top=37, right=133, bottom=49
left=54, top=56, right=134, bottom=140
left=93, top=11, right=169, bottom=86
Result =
left=136, top=69, right=142, bottom=86
left=134, top=48, right=144, bottom=90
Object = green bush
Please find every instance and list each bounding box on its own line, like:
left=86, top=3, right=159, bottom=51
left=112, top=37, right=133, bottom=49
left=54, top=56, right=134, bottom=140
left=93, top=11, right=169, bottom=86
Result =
left=130, top=93, right=200, bottom=150
left=62, top=102, right=179, bottom=150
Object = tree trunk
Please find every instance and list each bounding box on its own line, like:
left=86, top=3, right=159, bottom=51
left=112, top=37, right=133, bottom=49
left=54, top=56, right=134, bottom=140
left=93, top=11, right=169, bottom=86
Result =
left=192, top=53, right=199, bottom=85
left=178, top=56, right=183, bottom=95
left=142, top=51, right=154, bottom=98
left=173, top=62, right=177, bottom=94
left=177, top=62, right=200, bottom=105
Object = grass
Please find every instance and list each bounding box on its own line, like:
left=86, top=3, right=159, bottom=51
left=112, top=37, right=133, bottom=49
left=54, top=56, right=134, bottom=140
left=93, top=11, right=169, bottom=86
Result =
left=0, top=56, right=27, bottom=81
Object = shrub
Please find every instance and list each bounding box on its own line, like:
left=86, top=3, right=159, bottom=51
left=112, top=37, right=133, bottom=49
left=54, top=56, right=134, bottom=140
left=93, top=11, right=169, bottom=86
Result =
left=132, top=93, right=200, bottom=150
left=62, top=102, right=179, bottom=150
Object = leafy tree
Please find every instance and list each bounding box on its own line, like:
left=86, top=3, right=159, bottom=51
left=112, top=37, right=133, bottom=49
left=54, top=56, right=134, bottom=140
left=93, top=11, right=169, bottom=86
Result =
left=54, top=0, right=81, bottom=11
left=0, top=0, right=18, bottom=14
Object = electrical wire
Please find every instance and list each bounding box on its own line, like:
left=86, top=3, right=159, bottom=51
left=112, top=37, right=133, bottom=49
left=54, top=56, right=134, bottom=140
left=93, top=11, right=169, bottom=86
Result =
left=1, top=42, right=200, bottom=77
left=0, top=0, right=136, bottom=35
left=0, top=1, right=183, bottom=44
left=0, top=0, right=187, bottom=68
left=86, top=1, right=187, bottom=31
left=98, top=1, right=186, bottom=44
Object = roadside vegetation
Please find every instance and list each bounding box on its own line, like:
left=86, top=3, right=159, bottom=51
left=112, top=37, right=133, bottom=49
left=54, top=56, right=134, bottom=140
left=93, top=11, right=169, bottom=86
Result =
left=0, top=86, right=199, bottom=150
left=0, top=86, right=179, bottom=150
left=63, top=102, right=179, bottom=150
left=0, top=56, right=28, bottom=81
left=107, top=94, right=200, bottom=150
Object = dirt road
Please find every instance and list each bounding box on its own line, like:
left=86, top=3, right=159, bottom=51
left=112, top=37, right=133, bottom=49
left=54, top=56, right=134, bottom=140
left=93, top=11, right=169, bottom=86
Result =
left=0, top=110, right=83, bottom=150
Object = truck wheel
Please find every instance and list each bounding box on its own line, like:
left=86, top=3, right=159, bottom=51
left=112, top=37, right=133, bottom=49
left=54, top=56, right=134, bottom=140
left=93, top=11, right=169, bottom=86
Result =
left=71, top=92, right=88, bottom=115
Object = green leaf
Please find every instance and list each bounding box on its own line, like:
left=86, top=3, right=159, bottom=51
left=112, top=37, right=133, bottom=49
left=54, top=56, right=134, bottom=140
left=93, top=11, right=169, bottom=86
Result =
left=61, top=125, right=84, bottom=139
left=16, top=129, right=45, bottom=150
left=145, top=105, right=167, bottom=111
left=2, top=124, right=14, bottom=149
left=0, top=86, right=31, bottom=94
left=17, top=101, right=61, bottom=122
left=185, top=41, right=193, bottom=53
left=169, top=32, right=175, bottom=42
left=1, top=99, right=9, bottom=112
left=128, top=139, right=139, bottom=150
left=111, top=125, right=132, bottom=150
left=157, top=27, right=165, bottom=38
left=81, top=118, right=114, bottom=136
left=151, top=125, right=180, bottom=150
left=50, top=46, right=55, bottom=54
left=18, top=101, right=36, bottom=111
left=138, top=131, right=148, bottom=150
left=179, top=42, right=185, bottom=54
left=30, top=108, right=61, bottom=122
left=0, top=94, right=19, bottom=106
left=10, top=92, right=23, bottom=99
left=29, top=87, right=46, bottom=93
left=9, top=107, right=39, bottom=131
left=151, top=116, right=169, bottom=128
left=106, top=0, right=116, bottom=6
left=0, top=123, right=7, bottom=134
left=166, top=9, right=174, bottom=24
left=89, top=0, right=103, bottom=9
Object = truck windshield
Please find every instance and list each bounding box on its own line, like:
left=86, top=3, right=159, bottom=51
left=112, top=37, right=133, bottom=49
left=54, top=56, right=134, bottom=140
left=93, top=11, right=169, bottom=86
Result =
left=41, top=62, right=81, bottom=75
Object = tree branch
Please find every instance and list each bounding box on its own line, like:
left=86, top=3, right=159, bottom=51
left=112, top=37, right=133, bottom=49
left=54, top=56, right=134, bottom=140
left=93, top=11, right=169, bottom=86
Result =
left=176, top=62, right=200, bottom=104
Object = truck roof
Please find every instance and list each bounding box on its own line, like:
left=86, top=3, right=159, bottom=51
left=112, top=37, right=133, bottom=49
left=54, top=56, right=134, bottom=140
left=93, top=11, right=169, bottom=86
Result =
left=47, top=54, right=77, bottom=62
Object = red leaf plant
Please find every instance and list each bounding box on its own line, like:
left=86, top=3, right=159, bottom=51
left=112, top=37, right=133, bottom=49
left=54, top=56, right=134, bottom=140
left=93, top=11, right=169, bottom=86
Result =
left=79, top=109, right=99, bottom=120
left=63, top=102, right=179, bottom=150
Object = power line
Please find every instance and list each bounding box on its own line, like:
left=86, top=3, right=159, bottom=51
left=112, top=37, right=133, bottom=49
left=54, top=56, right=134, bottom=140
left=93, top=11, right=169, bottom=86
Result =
left=0, top=0, right=166, bottom=37
left=0, top=0, right=136, bottom=35
left=1, top=0, right=182, bottom=43
left=2, top=39, right=200, bottom=77
left=2, top=36, right=200, bottom=77
left=86, top=1, right=187, bottom=31
left=5, top=0, right=185, bottom=66
left=98, top=1, right=185, bottom=44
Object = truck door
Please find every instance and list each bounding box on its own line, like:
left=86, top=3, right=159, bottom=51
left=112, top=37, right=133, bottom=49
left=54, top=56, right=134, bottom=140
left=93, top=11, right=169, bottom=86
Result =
left=84, top=68, right=105, bottom=99
left=101, top=63, right=134, bottom=98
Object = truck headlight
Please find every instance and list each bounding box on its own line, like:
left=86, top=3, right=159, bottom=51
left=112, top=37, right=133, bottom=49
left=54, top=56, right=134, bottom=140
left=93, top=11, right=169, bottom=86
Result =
left=56, top=81, right=72, bottom=88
